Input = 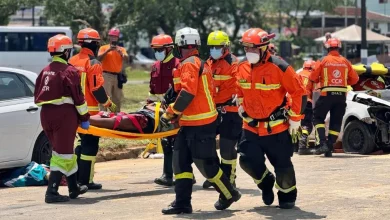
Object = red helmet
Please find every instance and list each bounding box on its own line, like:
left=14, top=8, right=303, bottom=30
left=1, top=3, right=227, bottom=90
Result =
left=240, top=28, right=275, bottom=48
left=77, top=28, right=101, bottom=43
left=108, top=27, right=120, bottom=37
left=47, top=34, right=73, bottom=53
left=150, top=34, right=174, bottom=48
left=324, top=38, right=341, bottom=49
left=303, top=60, right=316, bottom=70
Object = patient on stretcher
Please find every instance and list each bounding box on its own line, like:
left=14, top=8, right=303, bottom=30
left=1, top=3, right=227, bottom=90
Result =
left=88, top=87, right=179, bottom=134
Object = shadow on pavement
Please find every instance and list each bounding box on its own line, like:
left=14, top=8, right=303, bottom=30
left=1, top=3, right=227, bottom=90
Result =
left=248, top=206, right=326, bottom=220
left=174, top=209, right=240, bottom=219
left=323, top=154, right=369, bottom=159
left=91, top=188, right=126, bottom=193
left=64, top=188, right=174, bottom=205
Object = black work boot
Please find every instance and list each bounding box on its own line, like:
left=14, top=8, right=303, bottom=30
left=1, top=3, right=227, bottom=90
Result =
left=324, top=142, right=333, bottom=157
left=278, top=189, right=297, bottom=209
left=66, top=173, right=88, bottom=199
left=312, top=142, right=329, bottom=155
left=258, top=172, right=275, bottom=206
left=45, top=171, right=70, bottom=203
left=202, top=180, right=213, bottom=189
left=162, top=200, right=193, bottom=214
left=297, top=133, right=312, bottom=155
left=214, top=188, right=242, bottom=210
left=155, top=173, right=174, bottom=187
left=78, top=157, right=102, bottom=190
left=87, top=182, right=102, bottom=190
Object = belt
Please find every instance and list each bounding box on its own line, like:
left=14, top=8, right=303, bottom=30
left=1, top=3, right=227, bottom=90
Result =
left=104, top=71, right=120, bottom=75
left=216, top=99, right=236, bottom=114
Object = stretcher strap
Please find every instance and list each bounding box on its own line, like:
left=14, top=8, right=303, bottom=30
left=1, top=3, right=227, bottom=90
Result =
left=128, top=115, right=144, bottom=134
left=153, top=102, right=161, bottom=133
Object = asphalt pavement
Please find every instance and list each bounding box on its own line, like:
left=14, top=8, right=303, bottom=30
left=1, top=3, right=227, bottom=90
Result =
left=1, top=153, right=390, bottom=220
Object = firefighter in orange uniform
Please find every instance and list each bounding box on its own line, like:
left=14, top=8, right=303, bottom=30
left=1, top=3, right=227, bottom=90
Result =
left=310, top=38, right=359, bottom=157
left=236, top=28, right=307, bottom=209
left=160, top=27, right=241, bottom=215
left=296, top=60, right=316, bottom=155
left=35, top=35, right=89, bottom=203
left=69, top=28, right=117, bottom=189
left=201, top=31, right=241, bottom=189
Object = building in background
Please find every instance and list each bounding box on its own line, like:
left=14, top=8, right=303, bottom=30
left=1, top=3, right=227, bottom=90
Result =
left=358, top=0, right=390, bottom=16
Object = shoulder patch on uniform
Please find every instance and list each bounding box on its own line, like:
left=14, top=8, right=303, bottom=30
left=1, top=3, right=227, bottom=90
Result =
left=268, top=55, right=289, bottom=72
left=182, top=56, right=196, bottom=64
left=88, top=55, right=101, bottom=65
left=224, top=54, right=233, bottom=65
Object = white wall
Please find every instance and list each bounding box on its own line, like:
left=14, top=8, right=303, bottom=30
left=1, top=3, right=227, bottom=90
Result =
left=369, top=21, right=389, bottom=34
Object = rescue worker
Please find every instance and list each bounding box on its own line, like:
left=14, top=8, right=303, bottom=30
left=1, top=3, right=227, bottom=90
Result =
left=69, top=28, right=117, bottom=189
left=34, top=34, right=89, bottom=203
left=98, top=27, right=129, bottom=112
left=296, top=60, right=316, bottom=155
left=149, top=34, right=180, bottom=187
left=236, top=28, right=307, bottom=209
left=202, top=30, right=241, bottom=189
left=310, top=38, right=359, bottom=157
left=161, top=27, right=241, bottom=214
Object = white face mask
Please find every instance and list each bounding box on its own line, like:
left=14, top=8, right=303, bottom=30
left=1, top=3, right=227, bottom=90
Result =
left=155, top=51, right=166, bottom=61
left=246, top=52, right=260, bottom=64
left=210, top=48, right=223, bottom=60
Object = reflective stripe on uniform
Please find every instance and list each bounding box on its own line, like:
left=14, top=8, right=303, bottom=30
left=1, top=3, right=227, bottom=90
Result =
left=288, top=109, right=300, bottom=117
left=80, top=154, right=96, bottom=183
left=202, top=75, right=215, bottom=112
left=75, top=102, right=88, bottom=115
left=221, top=158, right=237, bottom=184
left=323, top=68, right=328, bottom=87
left=344, top=68, right=348, bottom=87
left=181, top=109, right=217, bottom=121
left=275, top=183, right=296, bottom=193
left=321, top=87, right=347, bottom=92
left=214, top=75, right=232, bottom=81
left=255, top=83, right=281, bottom=90
left=81, top=72, right=87, bottom=95
left=50, top=151, right=78, bottom=177
left=328, top=130, right=340, bottom=136
left=36, top=96, right=74, bottom=106
left=175, top=172, right=193, bottom=180
left=173, top=77, right=180, bottom=85
left=315, top=124, right=325, bottom=129
left=303, top=78, right=309, bottom=86
left=301, top=129, right=309, bottom=135
left=253, top=169, right=269, bottom=185
left=264, top=119, right=284, bottom=128
left=239, top=83, right=251, bottom=89
left=88, top=106, right=100, bottom=112
left=208, top=169, right=232, bottom=200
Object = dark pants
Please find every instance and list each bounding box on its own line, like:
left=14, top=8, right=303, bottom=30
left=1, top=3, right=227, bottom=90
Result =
left=313, top=94, right=346, bottom=148
left=298, top=102, right=314, bottom=148
left=173, top=120, right=236, bottom=207
left=238, top=129, right=297, bottom=203
left=75, top=133, right=100, bottom=185
left=161, top=136, right=174, bottom=178
left=217, top=112, right=242, bottom=184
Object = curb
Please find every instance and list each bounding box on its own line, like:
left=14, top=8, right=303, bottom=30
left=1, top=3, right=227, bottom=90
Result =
left=95, top=139, right=221, bottom=163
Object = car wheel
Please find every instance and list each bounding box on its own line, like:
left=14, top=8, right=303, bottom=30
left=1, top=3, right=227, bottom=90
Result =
left=32, top=133, right=52, bottom=165
left=342, top=120, right=376, bottom=154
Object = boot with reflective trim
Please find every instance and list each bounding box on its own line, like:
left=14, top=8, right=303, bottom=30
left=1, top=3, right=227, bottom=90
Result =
left=277, top=189, right=297, bottom=209
left=162, top=200, right=193, bottom=214
left=78, top=155, right=102, bottom=190
left=66, top=173, right=88, bottom=199
left=214, top=189, right=241, bottom=210
left=257, top=172, right=275, bottom=206
left=298, top=132, right=312, bottom=155
left=45, top=171, right=70, bottom=203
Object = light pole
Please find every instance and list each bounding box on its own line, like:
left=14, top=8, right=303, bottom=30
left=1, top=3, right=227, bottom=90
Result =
left=361, top=0, right=367, bottom=65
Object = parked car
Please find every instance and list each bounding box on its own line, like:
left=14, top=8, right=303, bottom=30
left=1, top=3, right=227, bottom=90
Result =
left=0, top=67, right=51, bottom=170
left=130, top=52, right=155, bottom=70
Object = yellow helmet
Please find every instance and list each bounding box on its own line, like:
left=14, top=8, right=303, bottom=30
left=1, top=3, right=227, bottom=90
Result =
left=207, top=31, right=230, bottom=46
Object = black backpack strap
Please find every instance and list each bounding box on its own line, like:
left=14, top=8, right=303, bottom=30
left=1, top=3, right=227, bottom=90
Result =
left=198, top=61, right=205, bottom=77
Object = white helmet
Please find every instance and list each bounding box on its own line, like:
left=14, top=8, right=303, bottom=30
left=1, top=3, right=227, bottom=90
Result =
left=175, top=27, right=201, bottom=47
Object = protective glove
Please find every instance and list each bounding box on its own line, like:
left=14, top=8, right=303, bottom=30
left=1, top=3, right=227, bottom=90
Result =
left=108, top=102, right=117, bottom=112
left=160, top=112, right=175, bottom=128
left=288, top=119, right=301, bottom=136
left=80, top=121, right=90, bottom=130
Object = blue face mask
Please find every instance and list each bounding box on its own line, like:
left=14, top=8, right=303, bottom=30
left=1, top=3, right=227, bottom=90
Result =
left=155, top=51, right=166, bottom=61
left=210, top=48, right=223, bottom=60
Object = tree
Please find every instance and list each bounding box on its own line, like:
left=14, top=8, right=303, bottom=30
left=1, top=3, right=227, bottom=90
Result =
left=0, top=0, right=42, bottom=25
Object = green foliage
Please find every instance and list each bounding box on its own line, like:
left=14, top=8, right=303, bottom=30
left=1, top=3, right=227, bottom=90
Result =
left=0, top=0, right=42, bottom=25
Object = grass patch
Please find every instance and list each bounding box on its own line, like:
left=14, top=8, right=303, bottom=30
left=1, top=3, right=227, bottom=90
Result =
left=99, top=80, right=153, bottom=149
left=125, top=67, right=150, bottom=81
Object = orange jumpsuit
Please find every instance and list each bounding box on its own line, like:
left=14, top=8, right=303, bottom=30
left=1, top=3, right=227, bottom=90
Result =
left=167, top=51, right=237, bottom=207
left=207, top=52, right=241, bottom=184
left=236, top=53, right=306, bottom=205
left=309, top=50, right=359, bottom=151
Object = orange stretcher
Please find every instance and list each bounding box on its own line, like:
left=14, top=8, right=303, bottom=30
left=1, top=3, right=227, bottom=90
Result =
left=77, top=102, right=179, bottom=140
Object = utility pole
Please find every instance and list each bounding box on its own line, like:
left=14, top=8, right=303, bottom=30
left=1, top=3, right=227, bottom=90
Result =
left=361, top=0, right=367, bottom=64
left=355, top=0, right=358, bottom=24
left=344, top=0, right=347, bottom=27
left=278, top=0, right=282, bottom=34
left=32, top=6, right=35, bottom=26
